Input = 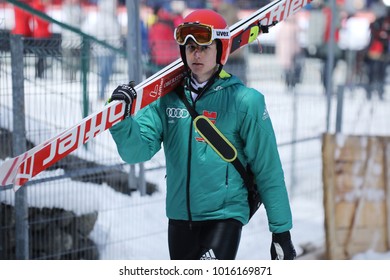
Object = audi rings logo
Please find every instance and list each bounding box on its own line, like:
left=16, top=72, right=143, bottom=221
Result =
left=166, top=107, right=190, bottom=119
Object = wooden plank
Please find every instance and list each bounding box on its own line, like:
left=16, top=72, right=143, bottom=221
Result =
left=345, top=137, right=374, bottom=258
left=385, top=139, right=390, bottom=250
left=323, top=134, right=390, bottom=259
left=322, top=133, right=338, bottom=259
left=335, top=202, right=355, bottom=228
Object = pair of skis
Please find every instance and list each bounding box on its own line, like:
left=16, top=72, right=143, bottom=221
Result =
left=0, top=0, right=311, bottom=191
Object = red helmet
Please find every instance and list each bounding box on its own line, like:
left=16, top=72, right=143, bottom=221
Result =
left=175, top=9, right=231, bottom=66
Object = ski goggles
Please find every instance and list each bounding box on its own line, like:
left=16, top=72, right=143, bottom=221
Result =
left=174, top=23, right=230, bottom=46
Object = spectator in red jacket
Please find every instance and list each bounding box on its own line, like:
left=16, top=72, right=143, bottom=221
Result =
left=365, top=8, right=389, bottom=100
left=147, top=6, right=181, bottom=76
left=12, top=0, right=52, bottom=78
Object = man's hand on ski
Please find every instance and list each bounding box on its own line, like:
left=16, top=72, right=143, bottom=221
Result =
left=109, top=81, right=137, bottom=119
left=270, top=231, right=296, bottom=260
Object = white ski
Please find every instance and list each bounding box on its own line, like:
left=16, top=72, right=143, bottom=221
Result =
left=0, top=0, right=312, bottom=190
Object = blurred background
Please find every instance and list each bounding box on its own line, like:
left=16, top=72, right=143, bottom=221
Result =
left=0, top=0, right=389, bottom=260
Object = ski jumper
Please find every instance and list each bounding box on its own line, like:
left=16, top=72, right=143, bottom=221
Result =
left=109, top=71, right=293, bottom=255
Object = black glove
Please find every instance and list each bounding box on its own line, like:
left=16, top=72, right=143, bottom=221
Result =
left=109, top=81, right=137, bottom=119
left=270, top=231, right=296, bottom=260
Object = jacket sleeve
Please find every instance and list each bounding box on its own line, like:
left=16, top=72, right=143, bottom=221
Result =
left=238, top=88, right=293, bottom=233
left=109, top=104, right=163, bottom=164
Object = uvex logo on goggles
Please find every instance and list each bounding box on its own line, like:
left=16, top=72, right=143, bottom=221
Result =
left=174, top=23, right=230, bottom=46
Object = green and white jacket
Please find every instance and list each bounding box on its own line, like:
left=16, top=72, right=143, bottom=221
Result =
left=109, top=70, right=292, bottom=233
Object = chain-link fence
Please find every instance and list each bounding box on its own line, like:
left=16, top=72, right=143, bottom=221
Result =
left=1, top=0, right=389, bottom=260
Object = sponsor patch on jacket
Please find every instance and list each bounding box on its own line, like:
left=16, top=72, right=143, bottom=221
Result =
left=166, top=107, right=190, bottom=118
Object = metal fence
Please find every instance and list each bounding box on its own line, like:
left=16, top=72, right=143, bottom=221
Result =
left=1, top=1, right=389, bottom=260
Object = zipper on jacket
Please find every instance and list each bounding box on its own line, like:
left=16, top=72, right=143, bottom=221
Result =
left=225, top=165, right=229, bottom=188
left=186, top=125, right=193, bottom=229
left=185, top=91, right=194, bottom=229
left=183, top=80, right=215, bottom=229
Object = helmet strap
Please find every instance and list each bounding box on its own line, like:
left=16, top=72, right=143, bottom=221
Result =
left=215, top=40, right=223, bottom=65
left=179, top=45, right=188, bottom=70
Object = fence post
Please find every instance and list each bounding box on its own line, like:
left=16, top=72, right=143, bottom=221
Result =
left=290, top=87, right=298, bottom=196
left=80, top=36, right=90, bottom=150
left=126, top=0, right=146, bottom=195
left=81, top=37, right=90, bottom=120
left=335, top=85, right=344, bottom=133
left=10, top=34, right=29, bottom=259
left=325, top=0, right=337, bottom=132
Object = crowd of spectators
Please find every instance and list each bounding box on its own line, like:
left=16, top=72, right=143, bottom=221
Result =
left=7, top=0, right=389, bottom=99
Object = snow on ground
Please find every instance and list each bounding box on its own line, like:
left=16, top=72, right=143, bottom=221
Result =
left=2, top=163, right=390, bottom=260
